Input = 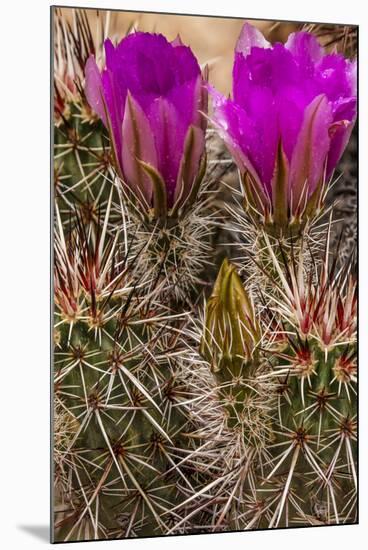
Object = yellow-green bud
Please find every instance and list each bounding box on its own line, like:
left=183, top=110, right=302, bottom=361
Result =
left=200, top=258, right=261, bottom=372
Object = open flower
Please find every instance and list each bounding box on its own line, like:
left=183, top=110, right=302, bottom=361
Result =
left=85, top=32, right=207, bottom=219
left=211, top=23, right=356, bottom=233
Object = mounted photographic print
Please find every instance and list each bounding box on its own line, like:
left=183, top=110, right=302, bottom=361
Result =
left=52, top=6, right=358, bottom=542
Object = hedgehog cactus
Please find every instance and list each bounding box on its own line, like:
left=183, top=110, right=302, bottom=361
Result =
left=53, top=199, right=204, bottom=540
left=52, top=13, right=212, bottom=540
left=53, top=9, right=357, bottom=541
left=54, top=308, right=195, bottom=540
left=191, top=237, right=356, bottom=529
left=84, top=30, right=213, bottom=300
left=212, top=22, right=357, bottom=298
left=255, top=236, right=357, bottom=527
left=54, top=10, right=113, bottom=228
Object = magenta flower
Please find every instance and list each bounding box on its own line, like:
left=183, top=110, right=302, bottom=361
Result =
left=212, top=23, right=356, bottom=228
left=85, top=32, right=207, bottom=218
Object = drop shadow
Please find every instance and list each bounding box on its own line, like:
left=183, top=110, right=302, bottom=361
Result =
left=17, top=525, right=49, bottom=543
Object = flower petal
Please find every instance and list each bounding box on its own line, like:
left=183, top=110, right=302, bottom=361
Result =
left=100, top=69, right=124, bottom=164
left=84, top=56, right=107, bottom=125
left=173, top=125, right=206, bottom=210
left=271, top=141, right=290, bottom=227
left=121, top=93, right=157, bottom=206
left=147, top=97, right=186, bottom=206
left=233, top=43, right=297, bottom=105
left=315, top=54, right=356, bottom=104
left=211, top=88, right=260, bottom=185
left=285, top=31, right=323, bottom=72
left=289, top=94, right=333, bottom=211
left=235, top=22, right=270, bottom=56
left=167, top=77, right=202, bottom=131
left=327, top=120, right=354, bottom=178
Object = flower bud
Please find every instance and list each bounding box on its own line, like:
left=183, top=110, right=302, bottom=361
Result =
left=200, top=258, right=261, bottom=372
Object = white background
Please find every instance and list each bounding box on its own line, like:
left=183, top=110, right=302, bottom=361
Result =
left=0, top=0, right=366, bottom=547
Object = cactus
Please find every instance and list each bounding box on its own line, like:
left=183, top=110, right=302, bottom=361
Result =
left=52, top=10, right=216, bottom=541
left=54, top=9, right=113, bottom=229
left=53, top=8, right=357, bottom=541
left=256, top=236, right=357, bottom=527
left=178, top=235, right=356, bottom=531
left=53, top=199, right=207, bottom=540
